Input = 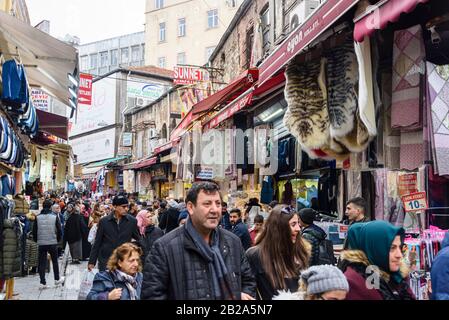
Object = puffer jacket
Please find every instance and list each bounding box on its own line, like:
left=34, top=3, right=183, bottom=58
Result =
left=87, top=271, right=143, bottom=300
left=141, top=226, right=256, bottom=300
left=25, top=238, right=39, bottom=269
left=0, top=219, right=23, bottom=279
left=301, top=224, right=327, bottom=266
left=339, top=250, right=415, bottom=300
left=14, top=194, right=30, bottom=215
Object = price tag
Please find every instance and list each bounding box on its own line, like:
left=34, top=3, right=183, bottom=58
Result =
left=402, top=192, right=428, bottom=213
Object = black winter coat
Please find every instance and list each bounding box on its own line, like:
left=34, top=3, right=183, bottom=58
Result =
left=64, top=213, right=85, bottom=244
left=301, top=224, right=327, bottom=266
left=141, top=225, right=164, bottom=260
left=141, top=226, right=256, bottom=300
left=89, top=213, right=141, bottom=271
left=158, top=208, right=180, bottom=234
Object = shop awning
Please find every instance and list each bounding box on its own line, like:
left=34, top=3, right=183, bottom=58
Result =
left=0, top=10, right=78, bottom=107
left=153, top=138, right=181, bottom=154
left=203, top=89, right=254, bottom=131
left=36, top=109, right=69, bottom=140
left=191, top=68, right=258, bottom=115
left=81, top=166, right=102, bottom=179
left=354, top=0, right=430, bottom=42
left=84, top=156, right=129, bottom=168
left=170, top=109, right=201, bottom=141
left=133, top=157, right=157, bottom=170
left=258, top=0, right=360, bottom=87
left=253, top=72, right=286, bottom=98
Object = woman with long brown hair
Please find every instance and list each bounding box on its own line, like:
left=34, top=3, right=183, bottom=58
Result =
left=245, top=205, right=311, bottom=300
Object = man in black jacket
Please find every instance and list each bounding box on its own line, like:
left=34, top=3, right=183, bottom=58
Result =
left=229, top=208, right=252, bottom=251
left=88, top=195, right=141, bottom=272
left=158, top=199, right=179, bottom=234
left=141, top=182, right=256, bottom=300
left=298, top=208, right=330, bottom=266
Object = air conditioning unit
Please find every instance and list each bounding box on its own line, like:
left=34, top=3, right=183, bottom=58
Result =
left=290, top=0, right=320, bottom=31
left=149, top=128, right=159, bottom=139
left=136, top=97, right=148, bottom=107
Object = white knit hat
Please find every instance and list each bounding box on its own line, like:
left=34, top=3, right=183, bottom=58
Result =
left=300, top=265, right=349, bottom=296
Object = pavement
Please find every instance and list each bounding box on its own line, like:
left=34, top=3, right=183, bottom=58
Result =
left=10, top=259, right=88, bottom=300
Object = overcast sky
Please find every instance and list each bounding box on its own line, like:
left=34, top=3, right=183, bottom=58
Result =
left=26, top=0, right=146, bottom=44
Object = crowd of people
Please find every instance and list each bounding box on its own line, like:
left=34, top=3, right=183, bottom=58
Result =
left=29, top=183, right=449, bottom=300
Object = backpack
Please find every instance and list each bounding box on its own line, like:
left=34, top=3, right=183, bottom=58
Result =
left=317, top=239, right=337, bottom=265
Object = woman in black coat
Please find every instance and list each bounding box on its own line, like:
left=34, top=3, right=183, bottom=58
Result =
left=64, top=205, right=85, bottom=264
left=136, top=209, right=164, bottom=263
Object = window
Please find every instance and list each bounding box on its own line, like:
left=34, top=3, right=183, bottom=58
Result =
left=131, top=45, right=141, bottom=62
left=137, top=131, right=144, bottom=158
left=110, top=49, right=118, bottom=66
left=245, top=27, right=254, bottom=68
left=207, top=9, right=218, bottom=29
left=121, top=48, right=129, bottom=64
left=178, top=18, right=186, bottom=37
left=205, top=46, right=216, bottom=61
left=155, top=0, right=164, bottom=9
left=177, top=52, right=186, bottom=65
left=80, top=55, right=89, bottom=71
left=90, top=54, right=98, bottom=69
left=158, top=57, right=166, bottom=68
left=159, top=22, right=166, bottom=42
left=100, top=51, right=108, bottom=67
left=226, top=0, right=237, bottom=7
left=261, top=6, right=270, bottom=54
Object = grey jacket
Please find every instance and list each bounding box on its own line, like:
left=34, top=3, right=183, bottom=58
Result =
left=33, top=209, right=62, bottom=246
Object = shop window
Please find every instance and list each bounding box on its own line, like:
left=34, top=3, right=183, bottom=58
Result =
left=177, top=52, right=186, bottom=65
left=90, top=54, right=98, bottom=70
left=131, top=45, right=141, bottom=62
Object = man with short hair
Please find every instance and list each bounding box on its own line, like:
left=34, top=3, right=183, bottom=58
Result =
left=88, top=194, right=141, bottom=272
left=345, top=197, right=370, bottom=225
left=220, top=201, right=232, bottom=231
left=229, top=208, right=252, bottom=251
left=33, top=199, right=64, bottom=289
left=141, top=182, right=256, bottom=300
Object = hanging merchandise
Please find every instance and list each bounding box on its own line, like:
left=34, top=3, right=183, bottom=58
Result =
left=1, top=59, right=29, bottom=111
left=426, top=62, right=449, bottom=176
left=260, top=175, right=274, bottom=204
left=0, top=116, right=26, bottom=169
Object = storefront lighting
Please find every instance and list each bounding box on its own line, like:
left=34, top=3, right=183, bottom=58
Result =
left=261, top=108, right=284, bottom=122
left=68, top=73, right=79, bottom=87
left=69, top=98, right=77, bottom=110
left=69, top=87, right=77, bottom=99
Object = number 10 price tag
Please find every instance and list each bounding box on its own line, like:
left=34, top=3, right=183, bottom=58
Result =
left=401, top=192, right=428, bottom=213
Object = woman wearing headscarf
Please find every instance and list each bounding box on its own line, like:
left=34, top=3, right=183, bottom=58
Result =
left=339, top=220, right=415, bottom=300
left=87, top=243, right=143, bottom=300
left=245, top=205, right=311, bottom=300
left=136, top=209, right=164, bottom=263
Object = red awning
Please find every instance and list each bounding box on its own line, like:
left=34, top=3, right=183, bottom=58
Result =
left=203, top=90, right=254, bottom=131
left=123, top=157, right=157, bottom=170
left=258, top=0, right=359, bottom=87
left=36, top=109, right=69, bottom=140
left=191, top=68, right=258, bottom=115
left=354, top=0, right=430, bottom=42
left=253, top=72, right=286, bottom=98
left=154, top=138, right=181, bottom=154
left=170, top=109, right=201, bottom=141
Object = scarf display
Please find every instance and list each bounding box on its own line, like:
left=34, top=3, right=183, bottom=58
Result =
left=426, top=62, right=449, bottom=176
left=113, top=269, right=139, bottom=300
left=184, top=218, right=236, bottom=300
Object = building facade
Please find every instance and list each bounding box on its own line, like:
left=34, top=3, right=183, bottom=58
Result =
left=144, top=0, right=243, bottom=69
left=78, top=32, right=146, bottom=76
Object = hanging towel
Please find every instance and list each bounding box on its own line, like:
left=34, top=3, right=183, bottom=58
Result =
left=355, top=38, right=377, bottom=137
left=391, top=25, right=425, bottom=130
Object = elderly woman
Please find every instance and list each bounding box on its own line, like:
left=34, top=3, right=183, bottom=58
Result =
left=136, top=209, right=164, bottom=262
left=87, top=243, right=143, bottom=300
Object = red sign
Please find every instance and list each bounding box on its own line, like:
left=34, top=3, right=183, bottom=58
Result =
left=398, top=173, right=418, bottom=197
left=203, top=91, right=253, bottom=130
left=258, top=0, right=360, bottom=86
left=78, top=73, right=93, bottom=105
left=174, top=66, right=205, bottom=85
left=402, top=192, right=428, bottom=213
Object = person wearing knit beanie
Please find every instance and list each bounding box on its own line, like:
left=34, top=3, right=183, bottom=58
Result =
left=273, top=265, right=349, bottom=300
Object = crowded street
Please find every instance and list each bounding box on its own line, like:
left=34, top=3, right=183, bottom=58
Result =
left=1, top=0, right=449, bottom=307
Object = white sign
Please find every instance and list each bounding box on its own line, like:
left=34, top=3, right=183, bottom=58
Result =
left=122, top=132, right=133, bottom=147
left=196, top=167, right=214, bottom=180
left=70, top=128, right=116, bottom=164
left=402, top=192, right=428, bottom=213
left=70, top=77, right=117, bottom=137
left=31, top=89, right=50, bottom=111
left=127, top=77, right=166, bottom=101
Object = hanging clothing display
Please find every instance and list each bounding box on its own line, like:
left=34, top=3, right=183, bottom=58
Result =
left=260, top=175, right=274, bottom=205
left=400, top=131, right=425, bottom=170
left=391, top=25, right=425, bottom=130
left=1, top=174, right=16, bottom=196
left=426, top=62, right=449, bottom=176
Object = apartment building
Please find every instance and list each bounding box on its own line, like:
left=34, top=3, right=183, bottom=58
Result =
left=78, top=31, right=146, bottom=76
left=145, top=0, right=242, bottom=69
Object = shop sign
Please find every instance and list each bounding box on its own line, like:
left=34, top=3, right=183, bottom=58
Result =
left=174, top=66, right=206, bottom=85
left=79, top=73, right=93, bottom=105
left=122, top=132, right=133, bottom=147
left=127, top=77, right=165, bottom=101
left=196, top=167, right=214, bottom=180
left=338, top=225, right=349, bottom=239
left=118, top=146, right=132, bottom=156
left=31, top=89, right=50, bottom=111
left=258, top=0, right=359, bottom=86
left=402, top=192, right=428, bottom=213
left=398, top=173, right=418, bottom=197
left=150, top=164, right=167, bottom=180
